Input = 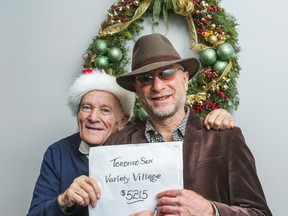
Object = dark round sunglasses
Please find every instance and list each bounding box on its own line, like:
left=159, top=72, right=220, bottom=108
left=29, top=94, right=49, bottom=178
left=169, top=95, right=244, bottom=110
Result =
left=135, top=68, right=183, bottom=86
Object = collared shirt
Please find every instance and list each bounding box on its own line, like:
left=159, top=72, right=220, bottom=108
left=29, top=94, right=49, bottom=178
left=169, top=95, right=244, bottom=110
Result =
left=144, top=109, right=190, bottom=143
left=145, top=110, right=220, bottom=216
left=79, top=140, right=90, bottom=158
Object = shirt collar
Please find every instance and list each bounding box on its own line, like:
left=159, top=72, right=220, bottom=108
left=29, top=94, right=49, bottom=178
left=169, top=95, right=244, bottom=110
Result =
left=144, top=108, right=190, bottom=142
left=177, top=108, right=190, bottom=137
left=79, top=140, right=90, bottom=155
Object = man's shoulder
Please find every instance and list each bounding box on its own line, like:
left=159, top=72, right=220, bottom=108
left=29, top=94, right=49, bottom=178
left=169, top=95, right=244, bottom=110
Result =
left=48, top=132, right=81, bottom=151
left=121, top=120, right=146, bottom=134
left=106, top=121, right=146, bottom=145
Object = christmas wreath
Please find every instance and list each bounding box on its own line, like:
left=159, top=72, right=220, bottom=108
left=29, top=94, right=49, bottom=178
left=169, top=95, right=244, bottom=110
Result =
left=82, top=0, right=240, bottom=122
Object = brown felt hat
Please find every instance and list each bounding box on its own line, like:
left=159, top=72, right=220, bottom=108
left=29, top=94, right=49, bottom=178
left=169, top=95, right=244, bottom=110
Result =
left=116, top=33, right=201, bottom=92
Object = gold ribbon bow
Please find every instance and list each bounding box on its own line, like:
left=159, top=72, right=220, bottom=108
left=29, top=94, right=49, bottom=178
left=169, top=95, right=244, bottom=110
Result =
left=186, top=92, right=207, bottom=105
left=99, top=0, right=152, bottom=37
left=172, top=0, right=204, bottom=51
left=173, top=0, right=194, bottom=16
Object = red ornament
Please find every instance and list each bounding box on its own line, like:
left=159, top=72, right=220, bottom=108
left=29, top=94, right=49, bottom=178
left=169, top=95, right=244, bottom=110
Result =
left=218, top=91, right=225, bottom=97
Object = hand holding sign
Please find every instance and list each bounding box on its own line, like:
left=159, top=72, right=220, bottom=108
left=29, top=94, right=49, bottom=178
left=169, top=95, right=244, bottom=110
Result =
left=58, top=175, right=101, bottom=210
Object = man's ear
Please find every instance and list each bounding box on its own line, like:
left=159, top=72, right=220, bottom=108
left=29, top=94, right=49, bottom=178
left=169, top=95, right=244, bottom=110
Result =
left=183, top=71, right=189, bottom=91
left=133, top=83, right=139, bottom=93
left=118, top=114, right=130, bottom=131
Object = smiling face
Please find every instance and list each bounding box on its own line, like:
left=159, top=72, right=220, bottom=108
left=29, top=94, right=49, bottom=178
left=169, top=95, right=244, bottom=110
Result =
left=77, top=90, right=129, bottom=146
left=134, top=65, right=189, bottom=121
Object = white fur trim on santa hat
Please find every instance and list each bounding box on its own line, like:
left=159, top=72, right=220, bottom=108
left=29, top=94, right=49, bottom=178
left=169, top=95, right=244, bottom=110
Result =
left=67, top=69, right=135, bottom=119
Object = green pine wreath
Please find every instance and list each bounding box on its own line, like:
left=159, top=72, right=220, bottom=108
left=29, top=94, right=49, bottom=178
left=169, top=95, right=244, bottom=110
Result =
left=82, top=0, right=240, bottom=122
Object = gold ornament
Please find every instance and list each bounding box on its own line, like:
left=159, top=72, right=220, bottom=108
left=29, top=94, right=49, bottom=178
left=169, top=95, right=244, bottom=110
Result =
left=208, top=35, right=218, bottom=44
left=108, top=13, right=113, bottom=18
left=200, top=1, right=206, bottom=7
left=134, top=0, right=139, bottom=6
left=107, top=68, right=113, bottom=75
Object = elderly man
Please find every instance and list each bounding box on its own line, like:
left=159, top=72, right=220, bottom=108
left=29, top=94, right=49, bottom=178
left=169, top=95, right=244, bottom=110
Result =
left=27, top=70, right=232, bottom=216
left=107, top=33, right=272, bottom=215
left=27, top=71, right=135, bottom=215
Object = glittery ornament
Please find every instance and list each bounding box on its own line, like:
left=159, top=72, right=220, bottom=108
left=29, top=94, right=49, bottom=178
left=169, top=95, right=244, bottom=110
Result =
left=216, top=43, right=234, bottom=60
left=93, top=39, right=108, bottom=55
left=213, top=60, right=228, bottom=74
left=134, top=1, right=139, bottom=6
left=208, top=35, right=218, bottom=44
left=199, top=48, right=217, bottom=66
left=94, top=55, right=109, bottom=70
left=107, top=47, right=123, bottom=62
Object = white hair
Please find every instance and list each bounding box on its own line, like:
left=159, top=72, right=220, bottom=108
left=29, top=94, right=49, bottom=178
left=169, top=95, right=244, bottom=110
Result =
left=67, top=69, right=135, bottom=120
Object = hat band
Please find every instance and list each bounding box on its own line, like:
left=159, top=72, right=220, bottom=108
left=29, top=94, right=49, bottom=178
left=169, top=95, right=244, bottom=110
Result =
left=132, top=55, right=180, bottom=70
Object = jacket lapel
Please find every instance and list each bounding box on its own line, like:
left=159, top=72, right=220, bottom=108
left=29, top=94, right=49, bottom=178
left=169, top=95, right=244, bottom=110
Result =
left=183, top=110, right=203, bottom=189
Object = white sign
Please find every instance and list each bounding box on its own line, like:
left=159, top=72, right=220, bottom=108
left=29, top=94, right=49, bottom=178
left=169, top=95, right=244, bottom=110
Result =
left=89, top=142, right=183, bottom=216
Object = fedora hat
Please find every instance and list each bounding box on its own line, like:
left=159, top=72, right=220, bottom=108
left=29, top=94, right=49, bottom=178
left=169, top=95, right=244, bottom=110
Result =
left=116, top=33, right=201, bottom=92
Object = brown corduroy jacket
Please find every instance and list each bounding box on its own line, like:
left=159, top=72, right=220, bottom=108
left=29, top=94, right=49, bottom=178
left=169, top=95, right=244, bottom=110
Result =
left=106, top=109, right=272, bottom=215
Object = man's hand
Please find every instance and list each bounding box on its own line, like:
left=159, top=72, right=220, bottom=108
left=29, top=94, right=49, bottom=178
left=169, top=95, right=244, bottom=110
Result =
left=156, top=189, right=214, bottom=216
left=58, top=175, right=101, bottom=211
left=204, top=108, right=234, bottom=130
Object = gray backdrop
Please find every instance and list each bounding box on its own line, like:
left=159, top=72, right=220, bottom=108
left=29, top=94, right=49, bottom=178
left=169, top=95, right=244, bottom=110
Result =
left=1, top=0, right=287, bottom=215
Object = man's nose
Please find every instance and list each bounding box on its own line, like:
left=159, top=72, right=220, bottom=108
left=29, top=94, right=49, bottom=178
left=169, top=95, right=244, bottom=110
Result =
left=151, top=76, right=165, bottom=91
left=88, top=109, right=101, bottom=121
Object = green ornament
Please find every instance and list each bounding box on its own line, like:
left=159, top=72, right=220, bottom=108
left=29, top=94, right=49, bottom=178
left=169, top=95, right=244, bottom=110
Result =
left=93, top=39, right=107, bottom=55
left=94, top=55, right=109, bottom=70
left=138, top=107, right=147, bottom=121
left=107, top=47, right=123, bottom=62
left=199, top=48, right=217, bottom=66
left=216, top=43, right=234, bottom=60
left=213, top=60, right=229, bottom=74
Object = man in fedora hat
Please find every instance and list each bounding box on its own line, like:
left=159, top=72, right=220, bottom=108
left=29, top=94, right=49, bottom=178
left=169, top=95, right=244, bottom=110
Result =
left=107, top=33, right=272, bottom=215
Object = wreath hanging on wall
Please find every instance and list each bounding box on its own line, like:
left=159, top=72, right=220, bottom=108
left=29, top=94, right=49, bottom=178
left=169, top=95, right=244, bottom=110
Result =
left=82, top=0, right=240, bottom=122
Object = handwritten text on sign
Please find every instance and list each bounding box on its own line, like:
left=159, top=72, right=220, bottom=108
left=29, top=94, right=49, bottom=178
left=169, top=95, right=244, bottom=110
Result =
left=89, top=142, right=183, bottom=216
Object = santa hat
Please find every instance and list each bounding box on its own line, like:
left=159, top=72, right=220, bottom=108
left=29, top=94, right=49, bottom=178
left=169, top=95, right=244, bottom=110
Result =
left=67, top=69, right=135, bottom=120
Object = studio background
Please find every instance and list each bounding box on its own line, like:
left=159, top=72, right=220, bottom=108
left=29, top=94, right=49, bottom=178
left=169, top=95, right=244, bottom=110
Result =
left=0, top=0, right=287, bottom=215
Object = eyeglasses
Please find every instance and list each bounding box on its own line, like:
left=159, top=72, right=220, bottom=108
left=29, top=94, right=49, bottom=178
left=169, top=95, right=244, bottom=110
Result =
left=135, top=68, right=183, bottom=86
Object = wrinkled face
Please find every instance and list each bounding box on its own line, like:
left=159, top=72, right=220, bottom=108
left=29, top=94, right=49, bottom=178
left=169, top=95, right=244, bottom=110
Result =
left=77, top=90, right=128, bottom=146
left=134, top=65, right=189, bottom=120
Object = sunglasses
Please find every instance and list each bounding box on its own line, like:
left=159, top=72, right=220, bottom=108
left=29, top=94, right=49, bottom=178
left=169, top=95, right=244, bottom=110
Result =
left=135, top=68, right=183, bottom=86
